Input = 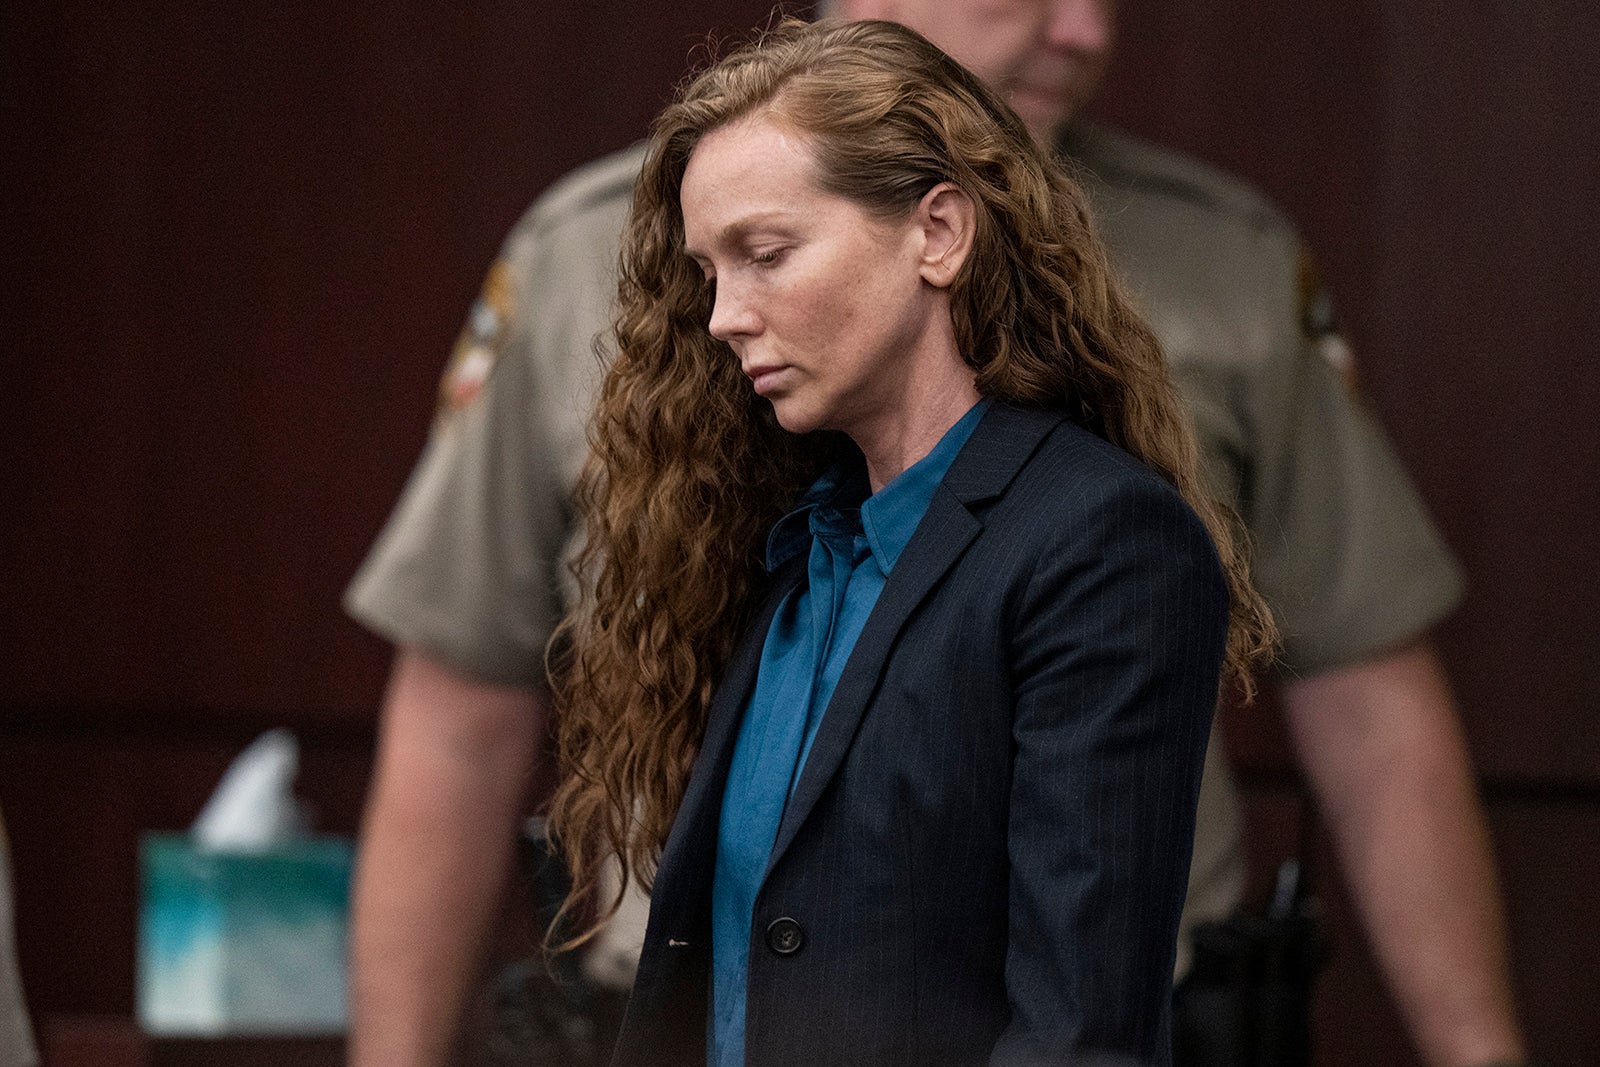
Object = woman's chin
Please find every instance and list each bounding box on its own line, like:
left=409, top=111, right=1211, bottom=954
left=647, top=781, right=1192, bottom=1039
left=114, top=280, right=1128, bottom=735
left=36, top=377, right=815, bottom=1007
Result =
left=769, top=399, right=823, bottom=437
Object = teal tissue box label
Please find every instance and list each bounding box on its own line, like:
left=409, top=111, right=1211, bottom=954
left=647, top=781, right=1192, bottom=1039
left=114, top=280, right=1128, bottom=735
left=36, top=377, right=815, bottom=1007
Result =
left=137, top=832, right=353, bottom=1034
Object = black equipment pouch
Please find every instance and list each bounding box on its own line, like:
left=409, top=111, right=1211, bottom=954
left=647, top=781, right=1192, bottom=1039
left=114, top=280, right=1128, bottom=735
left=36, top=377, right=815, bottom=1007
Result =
left=1172, top=858, right=1330, bottom=1067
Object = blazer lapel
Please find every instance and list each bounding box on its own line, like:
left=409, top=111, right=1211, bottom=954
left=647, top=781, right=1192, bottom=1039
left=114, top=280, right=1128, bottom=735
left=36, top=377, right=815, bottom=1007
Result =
left=647, top=556, right=805, bottom=934
left=766, top=403, right=1068, bottom=872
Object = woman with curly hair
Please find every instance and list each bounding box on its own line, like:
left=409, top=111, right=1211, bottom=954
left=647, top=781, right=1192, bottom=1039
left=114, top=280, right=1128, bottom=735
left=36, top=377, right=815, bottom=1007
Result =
left=548, top=18, right=1274, bottom=1067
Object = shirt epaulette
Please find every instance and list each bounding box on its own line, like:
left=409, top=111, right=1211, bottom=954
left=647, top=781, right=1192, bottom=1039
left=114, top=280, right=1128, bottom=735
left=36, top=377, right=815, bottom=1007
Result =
left=1061, top=122, right=1288, bottom=236
left=524, top=141, right=648, bottom=234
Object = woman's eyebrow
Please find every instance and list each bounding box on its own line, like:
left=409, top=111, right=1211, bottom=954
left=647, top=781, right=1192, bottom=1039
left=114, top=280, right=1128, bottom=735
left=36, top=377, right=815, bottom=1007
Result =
left=683, top=210, right=796, bottom=258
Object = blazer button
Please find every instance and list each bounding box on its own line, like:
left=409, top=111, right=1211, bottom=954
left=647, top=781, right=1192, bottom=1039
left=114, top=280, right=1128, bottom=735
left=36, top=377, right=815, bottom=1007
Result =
left=765, top=917, right=804, bottom=956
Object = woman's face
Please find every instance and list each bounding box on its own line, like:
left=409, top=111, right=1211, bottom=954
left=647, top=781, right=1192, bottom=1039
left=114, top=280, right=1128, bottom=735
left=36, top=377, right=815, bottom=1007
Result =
left=680, top=115, right=952, bottom=441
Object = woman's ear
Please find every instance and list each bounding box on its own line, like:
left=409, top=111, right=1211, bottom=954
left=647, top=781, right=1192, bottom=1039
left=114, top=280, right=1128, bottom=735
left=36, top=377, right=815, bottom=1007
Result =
left=916, top=182, right=976, bottom=288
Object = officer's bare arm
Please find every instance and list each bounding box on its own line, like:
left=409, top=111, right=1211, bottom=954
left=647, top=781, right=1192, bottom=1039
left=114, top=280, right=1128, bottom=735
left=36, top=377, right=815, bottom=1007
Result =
left=348, top=646, right=543, bottom=1067
left=1282, top=638, right=1525, bottom=1067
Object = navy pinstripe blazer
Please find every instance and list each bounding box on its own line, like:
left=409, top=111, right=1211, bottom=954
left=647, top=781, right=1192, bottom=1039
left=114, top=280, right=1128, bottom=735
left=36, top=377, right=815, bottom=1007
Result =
left=611, top=403, right=1229, bottom=1067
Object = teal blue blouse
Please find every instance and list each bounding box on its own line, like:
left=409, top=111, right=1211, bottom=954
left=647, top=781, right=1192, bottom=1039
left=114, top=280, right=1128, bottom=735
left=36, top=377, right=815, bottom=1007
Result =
left=710, top=399, right=989, bottom=1067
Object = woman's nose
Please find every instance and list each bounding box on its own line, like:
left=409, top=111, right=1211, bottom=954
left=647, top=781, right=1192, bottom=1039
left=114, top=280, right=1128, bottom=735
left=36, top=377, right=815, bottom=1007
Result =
left=707, top=283, right=756, bottom=342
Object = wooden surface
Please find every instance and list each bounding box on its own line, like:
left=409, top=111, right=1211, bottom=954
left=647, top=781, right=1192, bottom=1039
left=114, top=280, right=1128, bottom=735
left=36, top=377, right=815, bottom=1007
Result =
left=41, top=1015, right=342, bottom=1067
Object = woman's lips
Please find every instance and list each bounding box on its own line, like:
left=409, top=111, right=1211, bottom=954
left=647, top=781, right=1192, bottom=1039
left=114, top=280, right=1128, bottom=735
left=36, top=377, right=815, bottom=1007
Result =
left=745, top=364, right=789, bottom=396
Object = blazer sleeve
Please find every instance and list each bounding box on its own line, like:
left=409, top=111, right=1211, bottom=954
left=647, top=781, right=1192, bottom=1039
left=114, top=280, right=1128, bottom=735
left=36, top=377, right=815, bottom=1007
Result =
left=989, top=473, right=1229, bottom=1067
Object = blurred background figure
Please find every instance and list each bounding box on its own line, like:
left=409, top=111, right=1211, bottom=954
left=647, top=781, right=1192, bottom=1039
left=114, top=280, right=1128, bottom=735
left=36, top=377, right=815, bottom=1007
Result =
left=1, top=813, right=38, bottom=1067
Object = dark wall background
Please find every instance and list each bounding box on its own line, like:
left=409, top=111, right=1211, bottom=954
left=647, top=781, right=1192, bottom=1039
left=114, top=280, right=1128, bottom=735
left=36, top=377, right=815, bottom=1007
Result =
left=2, top=2, right=1595, bottom=1064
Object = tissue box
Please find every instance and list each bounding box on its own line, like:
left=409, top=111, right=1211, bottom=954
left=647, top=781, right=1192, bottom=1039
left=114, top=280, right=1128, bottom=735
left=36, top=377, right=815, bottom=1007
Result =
left=137, top=832, right=353, bottom=1034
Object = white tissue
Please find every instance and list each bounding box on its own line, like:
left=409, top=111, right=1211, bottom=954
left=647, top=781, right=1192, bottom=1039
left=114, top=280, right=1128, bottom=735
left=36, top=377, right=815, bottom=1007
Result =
left=191, top=729, right=308, bottom=851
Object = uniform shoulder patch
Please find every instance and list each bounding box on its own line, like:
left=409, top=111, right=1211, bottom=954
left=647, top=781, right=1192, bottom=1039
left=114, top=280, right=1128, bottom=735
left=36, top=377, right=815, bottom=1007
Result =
left=438, top=258, right=516, bottom=417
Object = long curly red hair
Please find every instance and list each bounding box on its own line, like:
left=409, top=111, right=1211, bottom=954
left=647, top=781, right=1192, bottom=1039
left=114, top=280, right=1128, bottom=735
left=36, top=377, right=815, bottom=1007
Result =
left=546, top=17, right=1275, bottom=949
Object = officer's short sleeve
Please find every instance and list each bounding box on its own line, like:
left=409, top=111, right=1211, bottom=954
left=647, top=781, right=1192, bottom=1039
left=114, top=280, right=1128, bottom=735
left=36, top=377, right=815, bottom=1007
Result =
left=345, top=154, right=636, bottom=685
left=1243, top=258, right=1464, bottom=675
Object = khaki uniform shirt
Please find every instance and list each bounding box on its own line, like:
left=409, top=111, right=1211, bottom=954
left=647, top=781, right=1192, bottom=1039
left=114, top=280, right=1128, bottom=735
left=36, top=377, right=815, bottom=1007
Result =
left=346, top=126, right=1463, bottom=973
left=1061, top=125, right=1464, bottom=961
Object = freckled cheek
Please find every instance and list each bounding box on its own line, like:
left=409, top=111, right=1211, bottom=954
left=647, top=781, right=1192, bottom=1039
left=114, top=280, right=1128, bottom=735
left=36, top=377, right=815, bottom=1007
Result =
left=775, top=276, right=864, bottom=353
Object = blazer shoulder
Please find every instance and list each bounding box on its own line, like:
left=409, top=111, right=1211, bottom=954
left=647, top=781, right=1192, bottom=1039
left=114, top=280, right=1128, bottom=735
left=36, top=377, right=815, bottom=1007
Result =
left=1028, top=417, right=1186, bottom=497
left=945, top=404, right=1217, bottom=566
left=1002, top=418, right=1221, bottom=558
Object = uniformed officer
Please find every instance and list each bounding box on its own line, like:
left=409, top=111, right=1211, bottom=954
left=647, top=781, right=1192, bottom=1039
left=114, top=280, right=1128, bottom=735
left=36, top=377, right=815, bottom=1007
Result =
left=344, top=3, right=1528, bottom=1065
